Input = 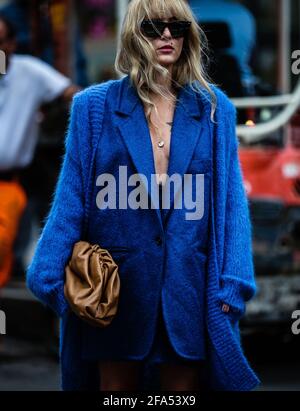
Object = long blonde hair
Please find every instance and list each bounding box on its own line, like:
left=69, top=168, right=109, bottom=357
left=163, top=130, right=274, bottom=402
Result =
left=115, top=0, right=217, bottom=127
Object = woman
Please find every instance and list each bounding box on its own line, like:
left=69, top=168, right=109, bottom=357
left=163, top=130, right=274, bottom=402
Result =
left=26, top=0, right=260, bottom=391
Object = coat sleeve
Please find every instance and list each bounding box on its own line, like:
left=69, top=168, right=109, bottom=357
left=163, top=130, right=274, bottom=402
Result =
left=217, top=104, right=257, bottom=318
left=26, top=92, right=87, bottom=318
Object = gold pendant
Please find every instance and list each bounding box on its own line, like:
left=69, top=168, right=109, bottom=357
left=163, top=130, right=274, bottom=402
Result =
left=158, top=140, right=165, bottom=148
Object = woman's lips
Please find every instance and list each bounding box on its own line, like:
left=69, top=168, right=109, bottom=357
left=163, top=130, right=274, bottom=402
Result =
left=158, top=46, right=174, bottom=52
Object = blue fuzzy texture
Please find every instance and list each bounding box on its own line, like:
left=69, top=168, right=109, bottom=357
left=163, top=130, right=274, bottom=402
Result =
left=26, top=75, right=260, bottom=391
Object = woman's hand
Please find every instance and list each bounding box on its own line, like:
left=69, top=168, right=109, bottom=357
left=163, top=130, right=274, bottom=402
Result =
left=221, top=303, right=230, bottom=313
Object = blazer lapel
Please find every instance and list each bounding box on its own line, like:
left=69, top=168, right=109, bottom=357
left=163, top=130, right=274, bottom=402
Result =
left=114, top=75, right=205, bottom=227
left=163, top=84, right=204, bottom=222
left=114, top=76, right=162, bottom=227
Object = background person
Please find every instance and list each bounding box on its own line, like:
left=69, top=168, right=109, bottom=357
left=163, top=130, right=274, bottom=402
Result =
left=190, top=0, right=257, bottom=95
left=0, top=14, right=80, bottom=286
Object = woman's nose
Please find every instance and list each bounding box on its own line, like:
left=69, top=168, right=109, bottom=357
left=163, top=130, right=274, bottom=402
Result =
left=161, top=26, right=172, bottom=39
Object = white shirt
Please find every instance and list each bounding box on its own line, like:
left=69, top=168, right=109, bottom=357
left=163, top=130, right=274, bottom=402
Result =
left=0, top=54, right=71, bottom=171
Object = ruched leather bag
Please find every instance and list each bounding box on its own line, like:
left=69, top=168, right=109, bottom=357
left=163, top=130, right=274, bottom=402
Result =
left=64, top=241, right=120, bottom=327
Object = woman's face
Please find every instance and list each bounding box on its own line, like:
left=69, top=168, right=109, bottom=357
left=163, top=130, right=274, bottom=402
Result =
left=147, top=17, right=184, bottom=68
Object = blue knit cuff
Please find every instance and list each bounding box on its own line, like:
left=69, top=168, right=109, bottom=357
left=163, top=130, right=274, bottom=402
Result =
left=217, top=276, right=249, bottom=319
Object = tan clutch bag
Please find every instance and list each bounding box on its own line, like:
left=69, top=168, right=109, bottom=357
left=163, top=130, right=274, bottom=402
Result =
left=64, top=241, right=121, bottom=328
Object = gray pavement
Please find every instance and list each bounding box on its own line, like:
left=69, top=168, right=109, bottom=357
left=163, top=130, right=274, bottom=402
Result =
left=0, top=337, right=59, bottom=391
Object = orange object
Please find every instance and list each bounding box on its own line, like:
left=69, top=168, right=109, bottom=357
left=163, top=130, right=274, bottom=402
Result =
left=239, top=110, right=300, bottom=207
left=239, top=146, right=300, bottom=206
left=0, top=180, right=27, bottom=287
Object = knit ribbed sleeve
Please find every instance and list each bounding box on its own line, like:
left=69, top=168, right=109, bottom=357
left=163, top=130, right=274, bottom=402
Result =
left=217, top=104, right=257, bottom=319
left=26, top=91, right=88, bottom=318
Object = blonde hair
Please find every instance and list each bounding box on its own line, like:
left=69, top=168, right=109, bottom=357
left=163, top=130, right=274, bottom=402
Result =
left=115, top=0, right=217, bottom=128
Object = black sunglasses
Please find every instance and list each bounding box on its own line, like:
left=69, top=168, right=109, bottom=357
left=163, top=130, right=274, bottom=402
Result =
left=141, top=19, right=191, bottom=39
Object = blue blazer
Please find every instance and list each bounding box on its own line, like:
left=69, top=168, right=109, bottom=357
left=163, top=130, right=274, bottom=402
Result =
left=26, top=75, right=260, bottom=391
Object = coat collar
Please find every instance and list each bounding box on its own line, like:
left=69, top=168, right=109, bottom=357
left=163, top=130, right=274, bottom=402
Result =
left=114, top=75, right=210, bottom=230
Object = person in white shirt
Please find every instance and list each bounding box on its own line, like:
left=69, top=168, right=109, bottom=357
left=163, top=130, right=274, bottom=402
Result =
left=0, top=14, right=79, bottom=172
left=0, top=14, right=80, bottom=283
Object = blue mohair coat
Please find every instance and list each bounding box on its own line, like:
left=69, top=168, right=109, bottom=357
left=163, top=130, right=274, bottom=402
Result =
left=26, top=74, right=261, bottom=391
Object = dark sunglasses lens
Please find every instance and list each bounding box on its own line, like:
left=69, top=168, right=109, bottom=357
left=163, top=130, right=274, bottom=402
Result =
left=141, top=20, right=191, bottom=39
left=141, top=21, right=164, bottom=38
left=169, top=22, right=190, bottom=38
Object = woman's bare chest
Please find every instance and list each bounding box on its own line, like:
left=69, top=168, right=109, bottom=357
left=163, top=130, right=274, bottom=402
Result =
left=147, top=102, right=175, bottom=185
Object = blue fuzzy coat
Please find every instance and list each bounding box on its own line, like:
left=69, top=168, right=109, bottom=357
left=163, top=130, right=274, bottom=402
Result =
left=26, top=75, right=260, bottom=391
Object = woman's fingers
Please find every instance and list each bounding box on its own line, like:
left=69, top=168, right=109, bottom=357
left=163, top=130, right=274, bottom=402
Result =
left=222, top=303, right=230, bottom=312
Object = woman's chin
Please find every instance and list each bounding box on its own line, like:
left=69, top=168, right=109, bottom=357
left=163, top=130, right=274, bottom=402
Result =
left=157, top=57, right=177, bottom=67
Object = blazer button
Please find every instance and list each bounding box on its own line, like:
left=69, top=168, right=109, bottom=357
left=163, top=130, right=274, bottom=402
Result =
left=155, top=236, right=163, bottom=246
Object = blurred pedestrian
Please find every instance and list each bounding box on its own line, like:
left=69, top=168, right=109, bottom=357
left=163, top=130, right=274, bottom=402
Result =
left=190, top=0, right=257, bottom=95
left=0, top=14, right=80, bottom=287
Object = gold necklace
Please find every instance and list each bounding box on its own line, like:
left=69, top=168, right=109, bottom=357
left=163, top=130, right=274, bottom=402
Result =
left=147, top=87, right=177, bottom=149
left=150, top=123, right=168, bottom=149
left=157, top=127, right=165, bottom=149
left=150, top=110, right=173, bottom=149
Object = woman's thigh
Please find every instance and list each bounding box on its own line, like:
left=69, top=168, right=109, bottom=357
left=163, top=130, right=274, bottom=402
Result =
left=98, top=359, right=205, bottom=391
left=98, top=360, right=143, bottom=391
left=158, top=361, right=204, bottom=391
